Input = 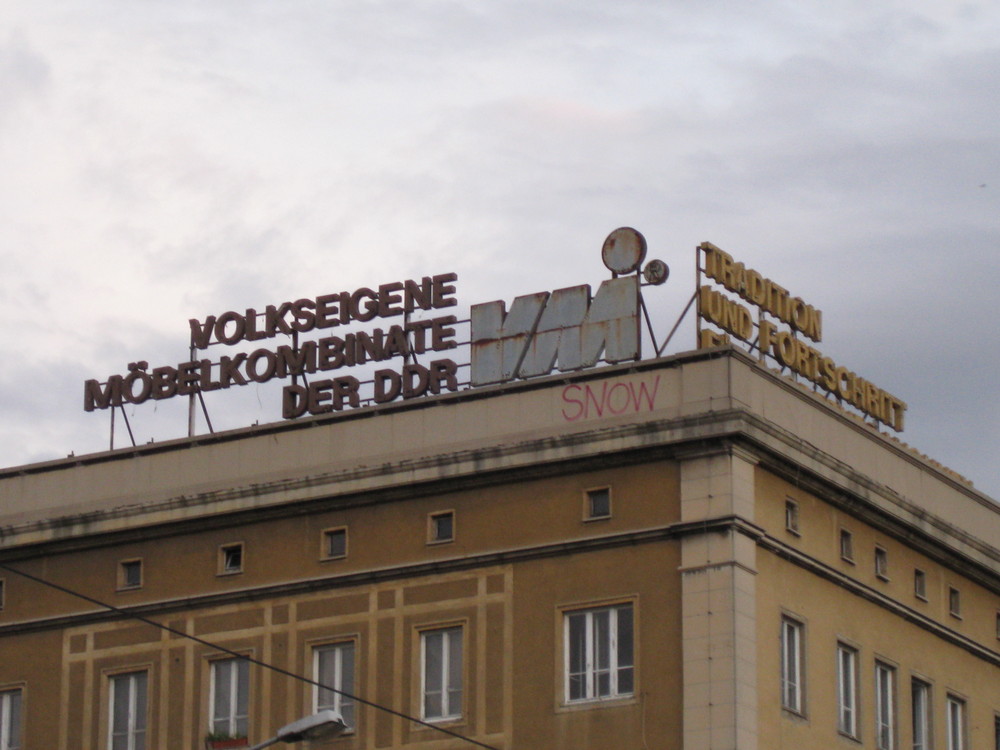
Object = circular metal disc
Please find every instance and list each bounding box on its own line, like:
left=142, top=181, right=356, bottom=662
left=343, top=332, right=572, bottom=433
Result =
left=602, top=227, right=647, bottom=274
left=643, top=259, right=669, bottom=285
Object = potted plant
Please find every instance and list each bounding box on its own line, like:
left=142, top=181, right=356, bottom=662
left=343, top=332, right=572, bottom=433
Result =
left=204, top=732, right=249, bottom=749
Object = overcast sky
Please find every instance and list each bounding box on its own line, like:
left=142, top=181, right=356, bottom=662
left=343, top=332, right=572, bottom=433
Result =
left=2, top=1, right=998, bottom=498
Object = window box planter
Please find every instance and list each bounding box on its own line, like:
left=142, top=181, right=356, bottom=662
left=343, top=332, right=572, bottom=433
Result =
left=205, top=737, right=248, bottom=749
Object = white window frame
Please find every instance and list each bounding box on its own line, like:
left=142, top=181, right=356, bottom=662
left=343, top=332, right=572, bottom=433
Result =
left=109, top=671, right=147, bottom=750
left=912, top=679, right=931, bottom=750
left=875, top=661, right=896, bottom=750
left=420, top=627, right=462, bottom=722
left=947, top=695, right=966, bottom=750
left=836, top=644, right=858, bottom=737
left=564, top=603, right=634, bottom=703
left=210, top=658, right=249, bottom=738
left=313, top=642, right=355, bottom=730
left=780, top=617, right=804, bottom=714
left=0, top=689, right=21, bottom=750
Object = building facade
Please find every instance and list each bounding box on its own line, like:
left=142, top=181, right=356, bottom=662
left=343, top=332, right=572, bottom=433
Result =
left=1, top=347, right=998, bottom=749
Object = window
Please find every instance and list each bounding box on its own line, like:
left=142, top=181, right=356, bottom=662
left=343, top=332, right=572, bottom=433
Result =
left=875, top=546, right=889, bottom=580
left=210, top=658, right=249, bottom=738
left=428, top=511, right=454, bottom=544
left=421, top=627, right=462, bottom=721
left=837, top=644, right=858, bottom=737
left=218, top=544, right=244, bottom=575
left=947, top=695, right=966, bottom=750
left=912, top=679, right=931, bottom=750
left=915, top=569, right=927, bottom=600
left=785, top=499, right=800, bottom=535
left=780, top=617, right=804, bottom=713
left=119, top=560, right=142, bottom=590
left=0, top=579, right=5, bottom=610
left=314, top=642, right=355, bottom=729
left=110, top=671, right=147, bottom=750
left=994, top=713, right=999, bottom=750
left=949, top=587, right=961, bottom=618
left=565, top=603, right=634, bottom=703
left=322, top=528, right=347, bottom=560
left=996, top=612, right=1000, bottom=641
left=585, top=488, right=611, bottom=520
left=0, top=689, right=21, bottom=750
left=875, top=662, right=896, bottom=750
left=840, top=529, right=854, bottom=562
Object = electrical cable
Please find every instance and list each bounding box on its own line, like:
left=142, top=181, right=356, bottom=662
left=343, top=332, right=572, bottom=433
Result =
left=0, top=561, right=499, bottom=750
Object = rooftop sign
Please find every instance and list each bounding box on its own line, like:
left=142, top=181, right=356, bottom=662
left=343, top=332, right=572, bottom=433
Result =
left=83, top=229, right=657, bottom=442
left=696, top=242, right=907, bottom=432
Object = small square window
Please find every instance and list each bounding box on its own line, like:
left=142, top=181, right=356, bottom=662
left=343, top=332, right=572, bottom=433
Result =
left=585, top=487, right=611, bottom=520
left=995, top=612, right=1000, bottom=640
left=785, top=499, right=800, bottom=535
left=119, top=559, right=143, bottom=590
left=0, top=578, right=5, bottom=610
left=914, top=569, right=927, bottom=600
left=323, top=528, right=348, bottom=560
left=219, top=543, right=244, bottom=575
left=428, top=511, right=454, bottom=544
left=875, top=546, right=889, bottom=580
left=949, top=587, right=961, bottom=618
left=839, top=529, right=854, bottom=562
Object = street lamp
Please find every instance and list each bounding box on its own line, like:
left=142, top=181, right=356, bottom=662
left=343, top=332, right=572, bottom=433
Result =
left=247, top=710, right=347, bottom=750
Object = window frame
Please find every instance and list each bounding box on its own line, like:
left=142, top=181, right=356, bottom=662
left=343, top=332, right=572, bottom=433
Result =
left=912, top=678, right=932, bottom=750
left=0, top=688, right=21, bottom=750
left=321, top=527, right=348, bottom=561
left=839, top=529, right=854, bottom=563
left=313, top=641, right=356, bottom=731
left=118, top=559, right=143, bottom=591
left=209, top=657, right=250, bottom=738
left=218, top=543, right=244, bottom=576
left=420, top=626, right=463, bottom=722
left=947, top=694, right=966, bottom=750
left=948, top=587, right=961, bottom=619
left=108, top=670, right=148, bottom=750
left=875, top=661, right=896, bottom=750
left=563, top=601, right=635, bottom=705
left=914, top=569, right=927, bottom=601
left=784, top=499, right=800, bottom=536
left=875, top=546, right=890, bottom=581
left=584, top=487, right=612, bottom=521
left=836, top=643, right=858, bottom=737
left=427, top=511, right=455, bottom=545
left=780, top=616, right=804, bottom=715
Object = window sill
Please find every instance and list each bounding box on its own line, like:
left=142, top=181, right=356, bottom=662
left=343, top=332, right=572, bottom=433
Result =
left=558, top=694, right=637, bottom=713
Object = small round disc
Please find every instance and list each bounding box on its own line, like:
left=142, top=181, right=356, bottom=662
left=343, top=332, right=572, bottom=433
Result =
left=602, top=227, right=647, bottom=274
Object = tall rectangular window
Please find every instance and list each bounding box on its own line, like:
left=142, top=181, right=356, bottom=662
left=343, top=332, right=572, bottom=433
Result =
left=314, top=642, right=355, bottom=729
left=949, top=588, right=961, bottom=618
left=875, top=662, right=896, bottom=750
left=780, top=617, right=804, bottom=713
left=421, top=627, right=462, bottom=721
left=0, top=689, right=21, bottom=750
left=875, top=546, right=889, bottom=580
left=914, top=569, right=927, bottom=600
left=912, top=679, right=931, bottom=750
left=947, top=695, right=966, bottom=750
left=840, top=529, right=854, bottom=562
left=210, top=658, right=249, bottom=737
left=110, top=671, right=147, bottom=750
left=837, top=644, right=858, bottom=737
left=565, top=603, right=634, bottom=703
left=785, top=499, right=800, bottom=534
